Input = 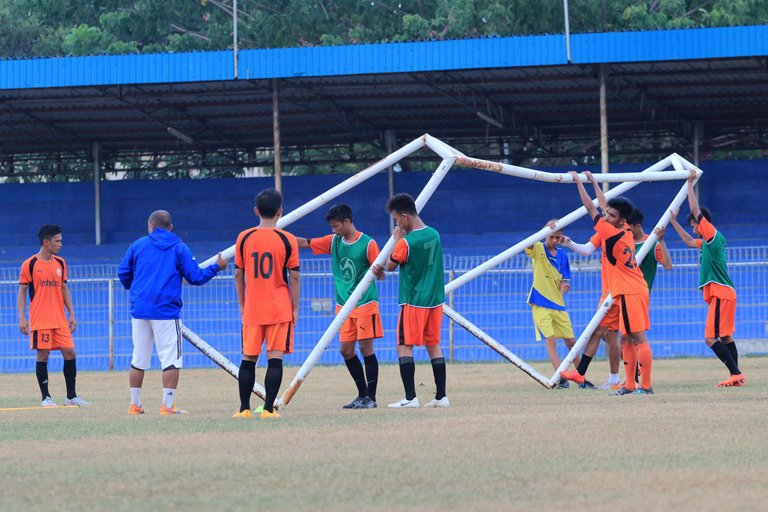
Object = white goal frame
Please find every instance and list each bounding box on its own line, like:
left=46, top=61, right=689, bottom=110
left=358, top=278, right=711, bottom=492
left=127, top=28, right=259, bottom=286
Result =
left=184, top=135, right=700, bottom=406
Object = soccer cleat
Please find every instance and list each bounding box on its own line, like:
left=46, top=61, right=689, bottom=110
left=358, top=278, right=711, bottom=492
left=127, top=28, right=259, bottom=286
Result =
left=559, top=370, right=585, bottom=385
left=160, top=405, right=188, bottom=415
left=716, top=373, right=746, bottom=388
left=128, top=404, right=145, bottom=415
left=556, top=379, right=569, bottom=389
left=232, top=409, right=253, bottom=419
left=633, top=387, right=654, bottom=395
left=358, top=396, right=377, bottom=409
left=598, top=380, right=621, bottom=390
left=41, top=397, right=57, bottom=407
left=610, top=387, right=636, bottom=396
left=260, top=409, right=281, bottom=419
left=64, top=396, right=91, bottom=407
left=579, top=380, right=597, bottom=390
left=342, top=396, right=365, bottom=409
left=387, top=397, right=420, bottom=409
left=424, top=396, right=450, bottom=408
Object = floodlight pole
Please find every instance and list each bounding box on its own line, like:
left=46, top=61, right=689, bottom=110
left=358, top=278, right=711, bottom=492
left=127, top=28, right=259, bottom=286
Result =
left=384, top=129, right=396, bottom=231
left=563, top=0, right=572, bottom=63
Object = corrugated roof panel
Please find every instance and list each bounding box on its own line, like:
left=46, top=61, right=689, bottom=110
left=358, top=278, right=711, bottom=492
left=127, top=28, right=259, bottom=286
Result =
left=0, top=51, right=233, bottom=90
left=238, top=35, right=566, bottom=79
left=571, top=25, right=768, bottom=63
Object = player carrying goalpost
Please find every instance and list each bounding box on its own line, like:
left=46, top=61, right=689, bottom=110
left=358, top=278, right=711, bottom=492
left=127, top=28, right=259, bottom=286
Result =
left=561, top=171, right=654, bottom=395
left=669, top=170, right=745, bottom=387
left=296, top=204, right=383, bottom=409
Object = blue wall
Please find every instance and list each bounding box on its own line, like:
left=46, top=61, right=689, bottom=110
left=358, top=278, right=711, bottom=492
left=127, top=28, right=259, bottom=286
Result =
left=0, top=158, right=765, bottom=264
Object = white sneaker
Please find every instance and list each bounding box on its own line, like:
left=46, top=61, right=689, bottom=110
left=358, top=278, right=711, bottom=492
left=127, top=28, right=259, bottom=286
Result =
left=41, top=396, right=57, bottom=407
left=387, top=397, right=420, bottom=408
left=64, top=396, right=91, bottom=406
left=424, top=396, right=450, bottom=408
left=598, top=380, right=621, bottom=390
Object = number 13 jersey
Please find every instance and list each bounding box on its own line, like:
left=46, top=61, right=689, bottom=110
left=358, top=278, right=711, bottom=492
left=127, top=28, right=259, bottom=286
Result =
left=235, top=227, right=300, bottom=326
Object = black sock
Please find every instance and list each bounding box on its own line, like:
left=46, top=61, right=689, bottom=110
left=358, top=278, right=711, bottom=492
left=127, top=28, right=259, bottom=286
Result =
left=63, top=359, right=77, bottom=399
left=363, top=353, right=379, bottom=402
left=711, top=341, right=740, bottom=375
left=398, top=356, right=416, bottom=400
left=344, top=355, right=367, bottom=398
left=238, top=360, right=256, bottom=412
left=36, top=361, right=50, bottom=401
left=576, top=354, right=593, bottom=376
left=431, top=357, right=447, bottom=400
left=726, top=341, right=738, bottom=367
left=264, top=358, right=283, bottom=413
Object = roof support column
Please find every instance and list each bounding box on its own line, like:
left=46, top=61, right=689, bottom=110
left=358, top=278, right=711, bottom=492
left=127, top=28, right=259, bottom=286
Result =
left=599, top=64, right=610, bottom=192
left=693, top=121, right=702, bottom=198
left=384, top=129, right=396, bottom=230
left=93, top=141, right=102, bottom=246
left=272, top=79, right=282, bottom=192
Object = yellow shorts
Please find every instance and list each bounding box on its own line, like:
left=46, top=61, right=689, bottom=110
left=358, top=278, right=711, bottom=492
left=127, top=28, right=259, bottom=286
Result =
left=531, top=304, right=575, bottom=340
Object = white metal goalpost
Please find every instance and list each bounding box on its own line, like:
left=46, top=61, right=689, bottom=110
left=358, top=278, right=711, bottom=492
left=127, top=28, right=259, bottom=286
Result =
left=182, top=134, right=701, bottom=407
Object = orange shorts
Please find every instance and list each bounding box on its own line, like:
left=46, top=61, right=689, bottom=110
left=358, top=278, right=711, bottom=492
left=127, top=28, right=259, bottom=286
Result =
left=618, top=292, right=650, bottom=335
left=397, top=305, right=443, bottom=347
left=30, top=328, right=73, bottom=351
left=705, top=297, right=736, bottom=339
left=336, top=303, right=384, bottom=343
left=598, top=293, right=620, bottom=330
left=242, top=322, right=293, bottom=356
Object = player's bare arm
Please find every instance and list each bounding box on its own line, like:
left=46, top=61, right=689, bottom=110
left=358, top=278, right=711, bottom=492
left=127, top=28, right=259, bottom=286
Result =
left=686, top=169, right=701, bottom=219
left=570, top=171, right=598, bottom=218
left=584, top=171, right=608, bottom=212
left=62, top=282, right=77, bottom=333
left=234, top=266, right=245, bottom=317
left=654, top=226, right=673, bottom=269
left=669, top=209, right=698, bottom=248
left=296, top=237, right=310, bottom=249
left=17, top=283, right=29, bottom=335
left=290, top=269, right=300, bottom=324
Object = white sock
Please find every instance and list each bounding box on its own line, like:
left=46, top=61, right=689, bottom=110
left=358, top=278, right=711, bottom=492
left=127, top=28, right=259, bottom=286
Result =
left=608, top=373, right=620, bottom=385
left=130, top=387, right=142, bottom=406
left=162, top=388, right=176, bottom=409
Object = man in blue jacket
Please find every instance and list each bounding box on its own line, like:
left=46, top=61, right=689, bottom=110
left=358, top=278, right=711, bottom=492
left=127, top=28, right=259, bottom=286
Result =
left=118, top=210, right=228, bottom=415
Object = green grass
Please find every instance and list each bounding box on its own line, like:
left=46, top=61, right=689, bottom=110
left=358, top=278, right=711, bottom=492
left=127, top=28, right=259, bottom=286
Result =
left=1, top=357, right=767, bottom=511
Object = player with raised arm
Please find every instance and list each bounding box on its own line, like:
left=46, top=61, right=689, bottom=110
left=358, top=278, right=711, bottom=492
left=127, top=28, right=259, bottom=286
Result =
left=559, top=228, right=622, bottom=390
left=525, top=222, right=583, bottom=388
left=372, top=193, right=448, bottom=408
left=18, top=224, right=89, bottom=407
left=296, top=204, right=383, bottom=409
left=669, top=170, right=744, bottom=387
left=233, top=189, right=300, bottom=419
left=563, top=171, right=654, bottom=395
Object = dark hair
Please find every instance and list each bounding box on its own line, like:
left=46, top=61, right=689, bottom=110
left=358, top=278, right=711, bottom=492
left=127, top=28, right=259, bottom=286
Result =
left=606, top=196, right=635, bottom=221
left=326, top=204, right=353, bottom=223
left=687, top=207, right=712, bottom=225
left=626, top=208, right=644, bottom=226
left=38, top=224, right=62, bottom=245
left=386, top=193, right=417, bottom=216
left=149, top=210, right=172, bottom=229
left=255, top=188, right=283, bottom=218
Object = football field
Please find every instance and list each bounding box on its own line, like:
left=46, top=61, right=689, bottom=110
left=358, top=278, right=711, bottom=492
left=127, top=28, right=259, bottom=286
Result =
left=1, top=357, right=766, bottom=511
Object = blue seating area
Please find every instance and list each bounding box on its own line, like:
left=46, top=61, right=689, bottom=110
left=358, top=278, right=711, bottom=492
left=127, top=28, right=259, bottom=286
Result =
left=0, top=158, right=764, bottom=265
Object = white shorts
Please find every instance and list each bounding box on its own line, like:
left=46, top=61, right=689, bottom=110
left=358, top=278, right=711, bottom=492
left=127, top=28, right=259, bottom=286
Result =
left=131, top=318, right=183, bottom=371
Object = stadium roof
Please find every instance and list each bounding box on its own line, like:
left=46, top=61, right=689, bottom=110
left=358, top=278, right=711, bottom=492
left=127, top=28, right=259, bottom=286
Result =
left=1, top=25, right=768, bottom=166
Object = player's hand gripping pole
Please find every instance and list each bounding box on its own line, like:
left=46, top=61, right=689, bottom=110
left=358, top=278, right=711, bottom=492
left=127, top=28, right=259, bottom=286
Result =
left=550, top=159, right=702, bottom=385
left=276, top=157, right=457, bottom=409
